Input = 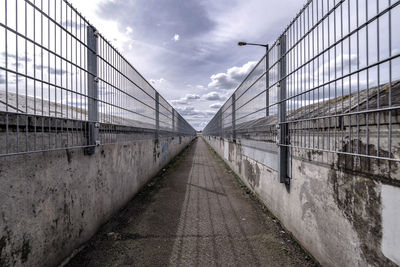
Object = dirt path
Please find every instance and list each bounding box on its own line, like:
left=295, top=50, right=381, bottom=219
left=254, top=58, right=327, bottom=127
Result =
left=66, top=138, right=317, bottom=267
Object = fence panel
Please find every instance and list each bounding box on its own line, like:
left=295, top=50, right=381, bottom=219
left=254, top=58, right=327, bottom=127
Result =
left=0, top=0, right=195, bottom=157
left=204, top=0, right=400, bottom=168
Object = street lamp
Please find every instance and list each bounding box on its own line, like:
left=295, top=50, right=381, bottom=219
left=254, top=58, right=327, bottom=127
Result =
left=237, top=41, right=268, bottom=48
left=238, top=41, right=270, bottom=117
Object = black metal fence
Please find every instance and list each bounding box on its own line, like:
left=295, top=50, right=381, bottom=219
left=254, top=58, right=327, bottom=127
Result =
left=203, top=0, right=400, bottom=182
left=0, top=0, right=195, bottom=156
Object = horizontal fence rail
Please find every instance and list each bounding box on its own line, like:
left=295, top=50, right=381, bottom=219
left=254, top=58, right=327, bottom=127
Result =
left=0, top=0, right=196, bottom=156
left=204, top=0, right=400, bottom=167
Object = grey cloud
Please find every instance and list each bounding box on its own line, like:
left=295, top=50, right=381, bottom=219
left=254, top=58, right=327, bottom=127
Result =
left=175, top=106, right=215, bottom=118
left=203, top=91, right=225, bottom=101
left=97, top=0, right=214, bottom=42
left=171, top=93, right=200, bottom=105
left=209, top=103, right=222, bottom=109
left=1, top=52, right=32, bottom=62
left=35, top=65, right=67, bottom=75
left=186, top=94, right=200, bottom=100
left=94, top=0, right=222, bottom=85
left=317, top=54, right=357, bottom=78
left=91, top=0, right=298, bottom=99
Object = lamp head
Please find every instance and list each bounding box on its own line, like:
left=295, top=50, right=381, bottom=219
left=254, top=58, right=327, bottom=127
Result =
left=238, top=41, right=247, bottom=46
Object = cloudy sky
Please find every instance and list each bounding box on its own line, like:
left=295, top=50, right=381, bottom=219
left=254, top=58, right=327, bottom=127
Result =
left=66, top=0, right=307, bottom=130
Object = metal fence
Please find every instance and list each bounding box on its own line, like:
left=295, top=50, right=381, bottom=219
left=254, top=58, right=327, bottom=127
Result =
left=203, top=0, right=400, bottom=183
left=0, top=0, right=195, bottom=157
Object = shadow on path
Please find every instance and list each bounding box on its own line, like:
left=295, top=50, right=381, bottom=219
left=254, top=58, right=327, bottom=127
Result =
left=66, top=138, right=317, bottom=267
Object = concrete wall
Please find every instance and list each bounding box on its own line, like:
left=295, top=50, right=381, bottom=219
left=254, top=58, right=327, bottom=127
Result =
left=0, top=136, right=193, bottom=267
left=203, top=136, right=400, bottom=267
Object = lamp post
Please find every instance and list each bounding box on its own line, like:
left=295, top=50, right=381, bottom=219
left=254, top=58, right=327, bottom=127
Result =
left=238, top=41, right=267, bottom=48
left=238, top=41, right=270, bottom=117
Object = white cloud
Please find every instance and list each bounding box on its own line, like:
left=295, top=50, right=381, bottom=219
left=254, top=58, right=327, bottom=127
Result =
left=209, top=103, right=222, bottom=109
left=203, top=91, right=225, bottom=101
left=208, top=61, right=257, bottom=90
left=150, top=78, right=165, bottom=84
left=171, top=93, right=200, bottom=105
left=173, top=34, right=180, bottom=42
left=125, top=26, right=133, bottom=35
left=67, top=0, right=132, bottom=52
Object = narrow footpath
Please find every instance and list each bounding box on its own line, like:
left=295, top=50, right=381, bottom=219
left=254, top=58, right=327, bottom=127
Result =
left=67, top=138, right=317, bottom=267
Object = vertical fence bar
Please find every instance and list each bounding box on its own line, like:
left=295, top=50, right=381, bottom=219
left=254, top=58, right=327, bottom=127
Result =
left=278, top=35, right=289, bottom=184
left=85, top=26, right=99, bottom=155
left=265, top=45, right=269, bottom=117
left=232, top=93, right=236, bottom=141
left=155, top=92, right=160, bottom=140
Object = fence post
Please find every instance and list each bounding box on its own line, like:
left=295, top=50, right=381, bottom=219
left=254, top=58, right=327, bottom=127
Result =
left=220, top=111, right=223, bottom=138
left=172, top=109, right=175, bottom=135
left=85, top=26, right=99, bottom=155
left=278, top=34, right=289, bottom=184
left=232, top=93, right=236, bottom=141
left=265, top=44, right=269, bottom=117
left=155, top=92, right=160, bottom=140
left=216, top=110, right=220, bottom=137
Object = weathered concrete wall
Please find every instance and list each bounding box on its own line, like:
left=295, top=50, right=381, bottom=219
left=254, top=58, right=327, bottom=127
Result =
left=203, top=135, right=400, bottom=267
left=0, top=136, right=193, bottom=267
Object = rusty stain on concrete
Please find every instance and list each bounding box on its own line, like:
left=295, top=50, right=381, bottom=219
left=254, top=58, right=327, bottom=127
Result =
left=244, top=159, right=260, bottom=189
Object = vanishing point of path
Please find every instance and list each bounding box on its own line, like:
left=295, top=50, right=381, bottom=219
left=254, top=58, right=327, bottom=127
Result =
left=67, top=138, right=317, bottom=267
